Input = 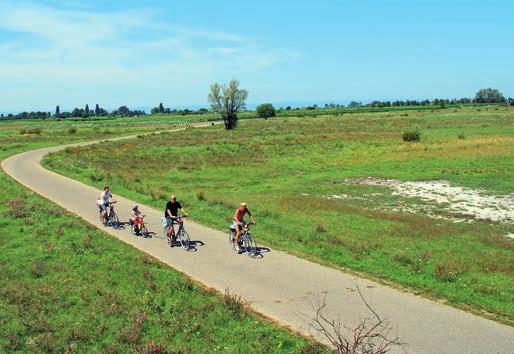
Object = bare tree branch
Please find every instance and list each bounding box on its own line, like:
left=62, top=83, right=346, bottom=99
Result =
left=309, top=285, right=404, bottom=353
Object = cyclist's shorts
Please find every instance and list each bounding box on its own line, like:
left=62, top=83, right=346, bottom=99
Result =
left=166, top=218, right=179, bottom=226
left=132, top=217, right=142, bottom=225
left=99, top=203, right=108, bottom=211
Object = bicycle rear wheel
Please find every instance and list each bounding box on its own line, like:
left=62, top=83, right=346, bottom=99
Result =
left=178, top=228, right=190, bottom=250
left=244, top=233, right=258, bottom=257
left=229, top=230, right=237, bottom=251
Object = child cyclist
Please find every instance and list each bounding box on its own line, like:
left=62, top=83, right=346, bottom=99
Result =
left=131, top=204, right=144, bottom=235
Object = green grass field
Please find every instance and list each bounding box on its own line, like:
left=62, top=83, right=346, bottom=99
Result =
left=0, top=125, right=322, bottom=352
left=43, top=106, right=514, bottom=324
left=0, top=101, right=466, bottom=135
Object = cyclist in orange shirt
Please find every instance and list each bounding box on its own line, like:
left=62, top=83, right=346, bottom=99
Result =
left=233, top=202, right=256, bottom=252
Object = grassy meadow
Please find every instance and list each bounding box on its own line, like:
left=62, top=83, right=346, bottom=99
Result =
left=43, top=106, right=514, bottom=324
left=0, top=101, right=466, bottom=136
left=0, top=124, right=322, bottom=352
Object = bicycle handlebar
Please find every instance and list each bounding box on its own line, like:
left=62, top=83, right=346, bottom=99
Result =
left=167, top=214, right=188, bottom=219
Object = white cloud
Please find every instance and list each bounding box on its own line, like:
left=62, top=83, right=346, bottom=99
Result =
left=0, top=1, right=301, bottom=110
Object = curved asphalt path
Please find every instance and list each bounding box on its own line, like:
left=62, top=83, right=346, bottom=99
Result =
left=2, top=130, right=513, bottom=354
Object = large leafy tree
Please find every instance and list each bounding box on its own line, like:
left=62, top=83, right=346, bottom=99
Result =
left=208, top=80, right=248, bottom=130
left=475, top=88, right=506, bottom=103
left=256, top=103, right=276, bottom=120
left=117, top=106, right=130, bottom=116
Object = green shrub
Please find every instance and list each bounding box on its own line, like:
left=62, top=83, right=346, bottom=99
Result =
left=68, top=127, right=77, bottom=134
left=457, top=132, right=466, bottom=140
left=402, top=129, right=420, bottom=142
left=256, top=103, right=276, bottom=120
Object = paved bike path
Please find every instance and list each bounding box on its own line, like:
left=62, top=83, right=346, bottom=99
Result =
left=2, top=135, right=513, bottom=354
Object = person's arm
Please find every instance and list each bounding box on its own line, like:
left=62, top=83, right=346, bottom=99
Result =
left=180, top=207, right=188, bottom=216
left=247, top=209, right=256, bottom=224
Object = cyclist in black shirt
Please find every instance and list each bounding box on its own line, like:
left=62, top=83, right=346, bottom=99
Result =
left=164, top=195, right=188, bottom=246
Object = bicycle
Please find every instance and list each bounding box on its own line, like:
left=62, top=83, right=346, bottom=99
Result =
left=229, top=222, right=258, bottom=257
left=164, top=215, right=190, bottom=250
left=99, top=201, right=120, bottom=229
left=130, top=215, right=149, bottom=237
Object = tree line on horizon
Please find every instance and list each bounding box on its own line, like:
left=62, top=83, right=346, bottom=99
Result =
left=1, top=88, right=511, bottom=121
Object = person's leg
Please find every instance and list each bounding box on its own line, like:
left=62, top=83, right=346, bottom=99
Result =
left=136, top=218, right=142, bottom=234
left=171, top=221, right=177, bottom=244
left=132, top=218, right=138, bottom=233
left=101, top=205, right=107, bottom=222
left=234, top=222, right=242, bottom=249
left=167, top=219, right=176, bottom=245
left=166, top=218, right=172, bottom=242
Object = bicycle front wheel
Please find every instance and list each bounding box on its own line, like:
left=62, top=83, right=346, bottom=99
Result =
left=141, top=224, right=149, bottom=238
left=178, top=228, right=190, bottom=250
left=244, top=233, right=258, bottom=257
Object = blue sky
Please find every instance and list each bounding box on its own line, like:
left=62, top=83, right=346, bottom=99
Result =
left=1, top=0, right=513, bottom=112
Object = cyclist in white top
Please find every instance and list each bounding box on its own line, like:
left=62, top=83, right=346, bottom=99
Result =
left=98, top=186, right=114, bottom=221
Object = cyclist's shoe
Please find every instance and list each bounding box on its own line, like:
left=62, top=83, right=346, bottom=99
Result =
left=236, top=245, right=242, bottom=253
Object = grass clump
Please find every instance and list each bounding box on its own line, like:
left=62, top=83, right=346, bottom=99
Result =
left=402, top=129, right=420, bottom=142
left=435, top=260, right=466, bottom=282
left=19, top=127, right=42, bottom=135
left=196, top=190, right=206, bottom=201
left=316, top=224, right=327, bottom=233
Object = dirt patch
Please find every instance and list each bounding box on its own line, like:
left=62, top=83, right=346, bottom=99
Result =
left=342, top=177, right=514, bottom=225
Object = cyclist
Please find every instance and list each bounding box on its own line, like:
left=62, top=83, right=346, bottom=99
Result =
left=98, top=186, right=115, bottom=224
left=233, top=202, right=256, bottom=252
left=164, top=195, right=188, bottom=246
left=131, top=204, right=144, bottom=236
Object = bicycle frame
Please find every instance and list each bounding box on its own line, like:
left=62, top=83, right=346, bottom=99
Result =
left=165, top=215, right=190, bottom=250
